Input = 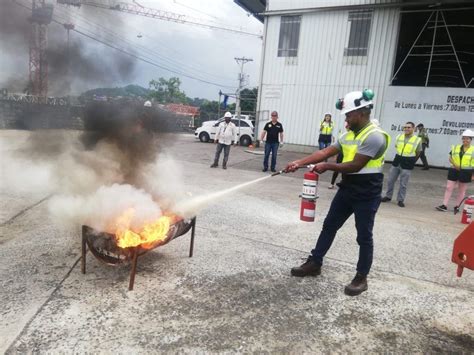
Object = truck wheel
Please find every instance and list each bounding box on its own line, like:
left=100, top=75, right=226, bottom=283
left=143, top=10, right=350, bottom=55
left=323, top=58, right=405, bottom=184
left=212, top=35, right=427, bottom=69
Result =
left=199, top=132, right=210, bottom=143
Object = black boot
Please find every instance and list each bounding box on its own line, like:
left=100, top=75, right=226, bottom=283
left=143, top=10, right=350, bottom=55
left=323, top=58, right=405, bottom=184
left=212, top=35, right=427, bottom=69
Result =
left=290, top=258, right=321, bottom=277
left=344, top=273, right=368, bottom=296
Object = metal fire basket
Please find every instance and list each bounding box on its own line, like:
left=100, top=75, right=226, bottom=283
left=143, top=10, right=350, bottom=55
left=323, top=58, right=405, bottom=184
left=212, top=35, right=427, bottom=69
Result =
left=81, top=217, right=196, bottom=290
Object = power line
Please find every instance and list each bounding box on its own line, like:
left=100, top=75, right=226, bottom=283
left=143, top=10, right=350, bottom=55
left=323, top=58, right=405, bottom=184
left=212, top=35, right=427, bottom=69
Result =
left=12, top=0, right=236, bottom=89
left=54, top=4, right=237, bottom=83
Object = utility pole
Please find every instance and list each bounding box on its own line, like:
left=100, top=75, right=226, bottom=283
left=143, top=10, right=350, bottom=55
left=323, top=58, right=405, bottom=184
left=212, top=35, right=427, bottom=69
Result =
left=234, top=57, right=253, bottom=145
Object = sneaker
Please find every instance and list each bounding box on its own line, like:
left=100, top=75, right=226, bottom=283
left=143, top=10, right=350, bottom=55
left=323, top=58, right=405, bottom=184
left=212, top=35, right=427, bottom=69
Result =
left=328, top=185, right=335, bottom=190
left=222, top=165, right=227, bottom=170
left=262, top=168, right=268, bottom=172
left=398, top=201, right=405, bottom=208
left=210, top=163, right=218, bottom=168
left=422, top=167, right=430, bottom=170
left=290, top=258, right=321, bottom=277
left=381, top=197, right=391, bottom=202
left=454, top=206, right=460, bottom=215
left=436, top=205, right=447, bottom=212
left=271, top=169, right=276, bottom=173
left=344, top=273, right=368, bottom=296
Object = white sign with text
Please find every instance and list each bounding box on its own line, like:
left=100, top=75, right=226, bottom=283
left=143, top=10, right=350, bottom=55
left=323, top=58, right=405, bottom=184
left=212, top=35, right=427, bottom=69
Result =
left=381, top=86, right=474, bottom=168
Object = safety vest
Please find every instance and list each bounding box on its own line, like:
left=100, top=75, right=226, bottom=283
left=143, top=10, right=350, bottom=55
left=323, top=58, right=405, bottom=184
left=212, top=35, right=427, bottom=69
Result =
left=451, top=145, right=474, bottom=169
left=339, top=123, right=390, bottom=174
left=395, top=134, right=421, bottom=157
left=320, top=121, right=333, bottom=135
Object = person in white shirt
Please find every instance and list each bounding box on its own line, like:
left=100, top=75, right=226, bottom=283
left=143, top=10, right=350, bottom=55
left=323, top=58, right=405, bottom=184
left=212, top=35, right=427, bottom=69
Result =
left=210, top=111, right=237, bottom=169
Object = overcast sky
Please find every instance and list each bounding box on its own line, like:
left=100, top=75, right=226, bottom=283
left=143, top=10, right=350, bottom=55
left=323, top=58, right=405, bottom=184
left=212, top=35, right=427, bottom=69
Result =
left=0, top=0, right=263, bottom=101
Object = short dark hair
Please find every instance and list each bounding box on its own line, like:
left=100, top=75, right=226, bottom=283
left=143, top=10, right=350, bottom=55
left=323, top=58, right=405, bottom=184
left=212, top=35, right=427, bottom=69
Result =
left=406, top=121, right=415, bottom=127
left=416, top=123, right=424, bottom=128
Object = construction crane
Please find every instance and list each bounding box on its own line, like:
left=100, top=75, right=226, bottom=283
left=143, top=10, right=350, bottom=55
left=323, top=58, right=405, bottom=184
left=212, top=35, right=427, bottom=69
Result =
left=29, top=0, right=53, bottom=97
left=57, top=0, right=262, bottom=38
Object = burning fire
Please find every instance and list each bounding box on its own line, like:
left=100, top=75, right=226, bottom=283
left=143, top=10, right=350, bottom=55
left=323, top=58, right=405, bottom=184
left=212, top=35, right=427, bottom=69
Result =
left=114, top=208, right=172, bottom=249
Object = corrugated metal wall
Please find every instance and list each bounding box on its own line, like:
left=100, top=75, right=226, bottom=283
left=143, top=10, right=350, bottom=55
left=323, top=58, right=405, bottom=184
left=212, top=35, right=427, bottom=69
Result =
left=269, top=0, right=399, bottom=11
left=258, top=6, right=400, bottom=147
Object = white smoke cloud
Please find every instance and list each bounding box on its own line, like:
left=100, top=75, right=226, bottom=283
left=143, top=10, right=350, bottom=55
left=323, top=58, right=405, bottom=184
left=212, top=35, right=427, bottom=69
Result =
left=1, top=130, right=188, bottom=233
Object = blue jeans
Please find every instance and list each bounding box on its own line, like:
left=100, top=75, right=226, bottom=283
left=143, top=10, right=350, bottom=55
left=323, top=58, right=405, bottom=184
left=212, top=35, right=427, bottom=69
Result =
left=310, top=187, right=381, bottom=275
left=263, top=142, right=279, bottom=170
left=319, top=141, right=331, bottom=150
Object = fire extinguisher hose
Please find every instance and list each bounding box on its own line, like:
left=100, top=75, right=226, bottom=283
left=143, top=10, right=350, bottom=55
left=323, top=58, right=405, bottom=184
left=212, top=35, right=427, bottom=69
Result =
left=455, top=195, right=474, bottom=210
left=271, top=165, right=316, bottom=177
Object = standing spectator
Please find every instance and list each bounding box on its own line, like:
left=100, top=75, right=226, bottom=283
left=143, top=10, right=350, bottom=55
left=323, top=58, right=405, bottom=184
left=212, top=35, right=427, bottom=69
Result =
left=318, top=113, right=334, bottom=150
left=381, top=122, right=422, bottom=207
left=416, top=123, right=430, bottom=170
left=210, top=112, right=236, bottom=170
left=436, top=129, right=474, bottom=213
left=261, top=111, right=284, bottom=173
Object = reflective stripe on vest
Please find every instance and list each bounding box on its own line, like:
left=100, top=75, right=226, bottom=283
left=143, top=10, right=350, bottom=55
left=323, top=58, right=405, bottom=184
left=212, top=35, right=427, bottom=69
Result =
left=451, top=145, right=474, bottom=169
left=395, top=134, right=421, bottom=157
left=321, top=121, right=333, bottom=135
left=339, top=123, right=391, bottom=174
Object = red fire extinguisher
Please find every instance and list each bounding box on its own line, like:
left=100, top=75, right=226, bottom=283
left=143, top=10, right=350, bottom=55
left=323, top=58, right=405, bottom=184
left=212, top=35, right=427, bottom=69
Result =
left=461, top=196, right=474, bottom=224
left=300, top=169, right=318, bottom=222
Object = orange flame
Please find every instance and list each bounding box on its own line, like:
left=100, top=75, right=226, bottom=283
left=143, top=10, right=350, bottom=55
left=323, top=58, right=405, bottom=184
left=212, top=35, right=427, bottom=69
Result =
left=114, top=208, right=171, bottom=249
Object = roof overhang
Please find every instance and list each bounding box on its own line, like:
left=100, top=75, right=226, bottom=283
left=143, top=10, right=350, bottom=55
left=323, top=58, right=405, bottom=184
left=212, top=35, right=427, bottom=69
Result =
left=233, top=0, right=266, bottom=22
left=261, top=0, right=474, bottom=16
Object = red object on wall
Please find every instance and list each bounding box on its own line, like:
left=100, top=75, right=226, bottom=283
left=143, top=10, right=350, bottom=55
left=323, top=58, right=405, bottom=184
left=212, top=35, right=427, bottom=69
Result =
left=452, top=222, right=474, bottom=277
left=300, top=171, right=318, bottom=222
left=461, top=197, right=474, bottom=224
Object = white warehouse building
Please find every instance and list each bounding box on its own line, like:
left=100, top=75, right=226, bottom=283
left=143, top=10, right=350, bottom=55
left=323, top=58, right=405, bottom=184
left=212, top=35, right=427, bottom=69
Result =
left=236, top=0, right=474, bottom=167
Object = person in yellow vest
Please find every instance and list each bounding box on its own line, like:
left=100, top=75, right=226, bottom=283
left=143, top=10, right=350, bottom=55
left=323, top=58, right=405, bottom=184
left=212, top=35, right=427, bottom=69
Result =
left=436, top=129, right=474, bottom=213
left=284, top=89, right=390, bottom=296
left=318, top=113, right=334, bottom=150
left=381, top=122, right=421, bottom=207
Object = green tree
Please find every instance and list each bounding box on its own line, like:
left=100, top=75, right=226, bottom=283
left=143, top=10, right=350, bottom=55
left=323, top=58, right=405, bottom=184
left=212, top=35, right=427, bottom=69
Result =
left=148, top=77, right=187, bottom=104
left=239, top=87, right=258, bottom=115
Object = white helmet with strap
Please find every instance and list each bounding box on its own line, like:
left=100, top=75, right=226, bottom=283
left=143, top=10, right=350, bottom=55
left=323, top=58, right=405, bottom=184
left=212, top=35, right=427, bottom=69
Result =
left=336, top=89, right=374, bottom=115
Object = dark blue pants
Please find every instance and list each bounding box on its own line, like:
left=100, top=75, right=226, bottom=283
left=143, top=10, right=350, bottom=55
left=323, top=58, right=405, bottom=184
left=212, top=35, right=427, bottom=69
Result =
left=310, top=187, right=381, bottom=275
left=263, top=142, right=279, bottom=170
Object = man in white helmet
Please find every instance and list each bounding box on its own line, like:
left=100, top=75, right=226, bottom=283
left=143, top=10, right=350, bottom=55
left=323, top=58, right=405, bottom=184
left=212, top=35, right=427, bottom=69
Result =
left=284, top=90, right=390, bottom=296
left=210, top=112, right=237, bottom=169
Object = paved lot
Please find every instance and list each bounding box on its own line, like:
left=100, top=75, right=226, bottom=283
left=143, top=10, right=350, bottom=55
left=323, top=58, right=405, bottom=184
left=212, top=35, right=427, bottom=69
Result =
left=1, top=131, right=473, bottom=353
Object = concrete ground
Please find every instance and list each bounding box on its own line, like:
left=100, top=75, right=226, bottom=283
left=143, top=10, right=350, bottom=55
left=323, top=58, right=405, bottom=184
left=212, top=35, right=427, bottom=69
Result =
left=1, top=131, right=473, bottom=353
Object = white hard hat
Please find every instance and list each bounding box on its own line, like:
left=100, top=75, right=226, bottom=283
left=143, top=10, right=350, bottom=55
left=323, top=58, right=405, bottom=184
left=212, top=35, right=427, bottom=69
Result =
left=336, top=89, right=374, bottom=115
left=462, top=129, right=474, bottom=138
left=144, top=100, right=152, bottom=107
left=224, top=111, right=232, bottom=118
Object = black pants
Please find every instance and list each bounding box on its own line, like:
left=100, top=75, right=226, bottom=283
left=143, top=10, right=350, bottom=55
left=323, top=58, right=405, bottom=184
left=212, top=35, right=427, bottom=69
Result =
left=311, top=187, right=381, bottom=275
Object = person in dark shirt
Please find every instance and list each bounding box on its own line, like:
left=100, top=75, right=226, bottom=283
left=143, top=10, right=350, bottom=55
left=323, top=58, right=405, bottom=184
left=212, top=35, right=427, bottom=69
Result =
left=260, top=111, right=284, bottom=172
